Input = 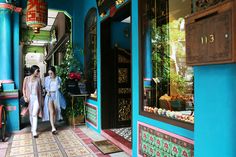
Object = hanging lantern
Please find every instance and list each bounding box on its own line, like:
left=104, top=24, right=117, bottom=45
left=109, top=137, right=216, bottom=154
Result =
left=26, top=0, right=48, bottom=34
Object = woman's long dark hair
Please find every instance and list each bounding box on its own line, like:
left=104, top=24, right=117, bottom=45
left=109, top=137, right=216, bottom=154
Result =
left=30, top=65, right=40, bottom=74
left=48, top=66, right=56, bottom=75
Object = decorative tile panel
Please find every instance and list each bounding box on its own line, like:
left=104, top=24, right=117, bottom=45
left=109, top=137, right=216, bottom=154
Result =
left=138, top=122, right=194, bottom=157
left=85, top=103, right=98, bottom=128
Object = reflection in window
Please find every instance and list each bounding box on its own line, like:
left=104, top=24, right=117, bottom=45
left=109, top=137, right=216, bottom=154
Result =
left=141, top=0, right=194, bottom=124
left=84, top=8, right=97, bottom=98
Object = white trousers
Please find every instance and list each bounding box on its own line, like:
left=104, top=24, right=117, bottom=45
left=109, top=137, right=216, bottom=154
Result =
left=29, top=95, right=39, bottom=136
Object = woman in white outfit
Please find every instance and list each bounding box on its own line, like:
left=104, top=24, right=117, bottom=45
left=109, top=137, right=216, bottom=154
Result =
left=22, top=65, right=42, bottom=138
left=43, top=66, right=66, bottom=134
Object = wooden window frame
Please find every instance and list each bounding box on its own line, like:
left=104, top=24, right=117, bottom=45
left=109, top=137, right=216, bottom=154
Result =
left=84, top=8, right=98, bottom=100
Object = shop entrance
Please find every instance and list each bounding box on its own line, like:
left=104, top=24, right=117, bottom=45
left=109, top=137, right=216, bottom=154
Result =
left=101, top=2, right=132, bottom=131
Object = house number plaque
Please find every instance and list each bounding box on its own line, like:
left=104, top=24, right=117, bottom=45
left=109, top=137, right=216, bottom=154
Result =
left=185, top=0, right=235, bottom=65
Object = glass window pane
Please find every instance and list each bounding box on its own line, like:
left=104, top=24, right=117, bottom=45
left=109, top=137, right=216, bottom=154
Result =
left=141, top=0, right=194, bottom=125
left=85, top=8, right=97, bottom=98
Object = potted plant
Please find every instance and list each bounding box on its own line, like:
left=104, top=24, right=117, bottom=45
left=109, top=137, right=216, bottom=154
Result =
left=66, top=72, right=81, bottom=94
left=66, top=99, right=85, bottom=125
left=56, top=44, right=85, bottom=124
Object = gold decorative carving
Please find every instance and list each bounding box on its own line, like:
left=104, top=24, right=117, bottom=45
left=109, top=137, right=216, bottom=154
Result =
left=118, top=55, right=130, bottom=63
left=118, top=88, right=131, bottom=94
left=118, top=68, right=128, bottom=83
left=118, top=98, right=131, bottom=121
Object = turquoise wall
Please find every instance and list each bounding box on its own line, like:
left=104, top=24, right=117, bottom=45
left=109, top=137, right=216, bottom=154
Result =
left=1, top=96, right=20, bottom=131
left=73, top=0, right=101, bottom=133
left=75, top=1, right=194, bottom=156
left=194, top=64, right=236, bottom=157
left=111, top=22, right=130, bottom=49
left=131, top=0, right=193, bottom=156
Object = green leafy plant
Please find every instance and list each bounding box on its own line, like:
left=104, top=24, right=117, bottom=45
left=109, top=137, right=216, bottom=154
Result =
left=56, top=44, right=84, bottom=120
left=65, top=99, right=84, bottom=117
left=170, top=71, right=187, bottom=95
left=151, top=19, right=170, bottom=95
left=56, top=44, right=82, bottom=93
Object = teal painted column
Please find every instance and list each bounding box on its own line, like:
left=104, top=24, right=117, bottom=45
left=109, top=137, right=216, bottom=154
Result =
left=194, top=64, right=236, bottom=157
left=13, top=12, right=20, bottom=89
left=0, top=4, right=12, bottom=81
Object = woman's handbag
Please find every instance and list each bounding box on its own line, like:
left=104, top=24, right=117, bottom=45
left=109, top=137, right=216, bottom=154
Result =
left=20, top=96, right=29, bottom=117
left=20, top=96, right=29, bottom=107
left=21, top=107, right=29, bottom=116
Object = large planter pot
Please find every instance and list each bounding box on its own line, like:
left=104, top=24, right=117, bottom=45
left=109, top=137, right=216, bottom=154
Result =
left=66, top=79, right=88, bottom=94
left=68, top=115, right=85, bottom=126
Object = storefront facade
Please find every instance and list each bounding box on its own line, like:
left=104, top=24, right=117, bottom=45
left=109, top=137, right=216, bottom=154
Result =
left=0, top=0, right=236, bottom=156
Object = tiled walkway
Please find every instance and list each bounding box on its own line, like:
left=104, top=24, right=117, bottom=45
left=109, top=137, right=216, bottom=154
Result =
left=0, top=123, right=130, bottom=157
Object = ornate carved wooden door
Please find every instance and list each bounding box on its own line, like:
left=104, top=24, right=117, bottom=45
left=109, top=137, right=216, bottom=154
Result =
left=114, top=47, right=131, bottom=127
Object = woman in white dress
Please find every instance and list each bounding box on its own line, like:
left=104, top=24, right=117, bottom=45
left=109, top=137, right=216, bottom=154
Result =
left=22, top=65, right=42, bottom=138
left=43, top=66, right=66, bottom=134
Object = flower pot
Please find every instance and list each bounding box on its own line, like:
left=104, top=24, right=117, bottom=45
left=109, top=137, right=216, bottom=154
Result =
left=68, top=115, right=85, bottom=126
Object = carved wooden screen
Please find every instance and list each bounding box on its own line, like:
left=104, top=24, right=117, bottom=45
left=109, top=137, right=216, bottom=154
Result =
left=114, top=47, right=131, bottom=127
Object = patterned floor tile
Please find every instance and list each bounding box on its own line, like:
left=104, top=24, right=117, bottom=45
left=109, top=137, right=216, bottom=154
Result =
left=37, top=132, right=54, bottom=139
left=57, top=135, right=80, bottom=143
left=37, top=143, right=59, bottom=152
left=10, top=154, right=35, bottom=157
left=11, top=139, right=33, bottom=147
left=82, top=138, right=93, bottom=144
left=59, top=139, right=83, bottom=148
left=65, top=147, right=92, bottom=157
left=0, top=142, right=8, bottom=149
left=12, top=134, right=32, bottom=141
left=35, top=136, right=55, bottom=145
left=7, top=128, right=121, bottom=157
left=0, top=149, right=7, bottom=156
left=57, top=132, right=77, bottom=140
left=10, top=145, right=34, bottom=156
left=38, top=150, right=63, bottom=157
left=82, top=155, right=95, bottom=157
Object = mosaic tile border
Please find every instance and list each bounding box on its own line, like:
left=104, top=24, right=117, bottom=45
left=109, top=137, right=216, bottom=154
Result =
left=137, top=122, right=194, bottom=157
left=86, top=103, right=98, bottom=129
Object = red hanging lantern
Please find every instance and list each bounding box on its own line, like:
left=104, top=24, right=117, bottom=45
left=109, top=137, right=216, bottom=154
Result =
left=26, top=0, right=48, bottom=34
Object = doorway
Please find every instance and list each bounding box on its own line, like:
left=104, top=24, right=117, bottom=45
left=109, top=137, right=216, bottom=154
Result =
left=101, top=2, right=132, bottom=145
